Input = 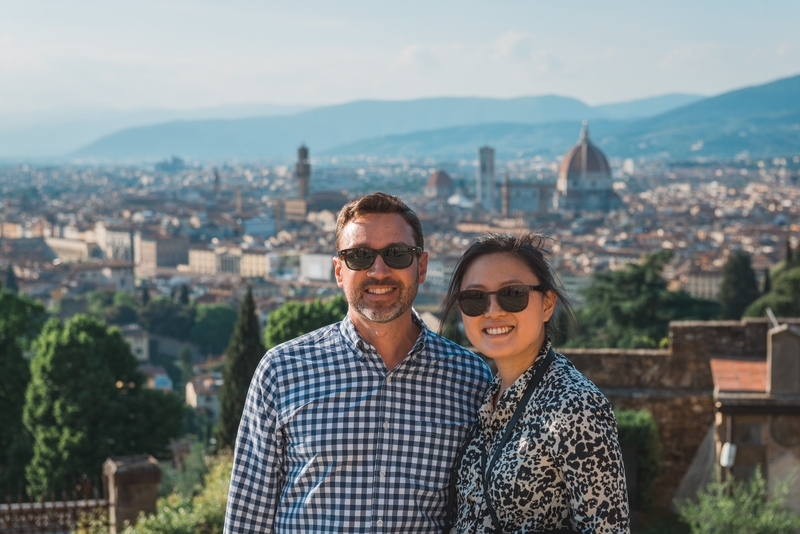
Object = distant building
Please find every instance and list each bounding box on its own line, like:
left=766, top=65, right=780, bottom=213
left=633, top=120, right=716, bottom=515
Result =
left=139, top=364, right=173, bottom=391
left=681, top=268, right=723, bottom=300
left=477, top=146, right=495, bottom=211
left=425, top=170, right=454, bottom=199
left=95, top=222, right=135, bottom=262
left=555, top=122, right=623, bottom=212
left=500, top=173, right=557, bottom=215
left=71, top=263, right=135, bottom=292
left=121, top=324, right=150, bottom=362
left=45, top=237, right=99, bottom=263
left=300, top=253, right=335, bottom=282
left=135, top=233, right=190, bottom=269
left=296, top=145, right=311, bottom=201
left=186, top=375, right=222, bottom=422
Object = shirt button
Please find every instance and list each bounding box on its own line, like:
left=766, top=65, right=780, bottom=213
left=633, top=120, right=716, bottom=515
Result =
left=379, top=470, right=386, bottom=477
left=376, top=519, right=384, bottom=527
left=385, top=376, right=392, bottom=384
left=382, top=422, right=389, bottom=430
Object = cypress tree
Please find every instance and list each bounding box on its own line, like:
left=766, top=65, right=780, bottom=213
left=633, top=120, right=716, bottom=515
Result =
left=718, top=251, right=761, bottom=320
left=140, top=286, right=150, bottom=307
left=215, top=287, right=265, bottom=450
left=6, top=265, right=18, bottom=293
left=786, top=238, right=795, bottom=267
left=179, top=284, right=191, bottom=306
left=763, top=268, right=772, bottom=294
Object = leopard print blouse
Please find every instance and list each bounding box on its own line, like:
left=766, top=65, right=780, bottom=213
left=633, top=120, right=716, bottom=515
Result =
left=451, top=340, right=630, bottom=534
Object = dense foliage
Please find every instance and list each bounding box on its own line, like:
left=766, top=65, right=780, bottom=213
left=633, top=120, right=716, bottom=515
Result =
left=215, top=288, right=265, bottom=450
left=124, top=453, right=232, bottom=534
left=23, top=315, right=183, bottom=493
left=745, top=266, right=800, bottom=318
left=190, top=304, right=238, bottom=356
left=569, top=250, right=720, bottom=348
left=615, top=409, right=662, bottom=511
left=264, top=295, right=348, bottom=349
left=139, top=297, right=196, bottom=341
left=718, top=251, right=761, bottom=319
left=0, top=290, right=46, bottom=483
left=677, top=467, right=800, bottom=534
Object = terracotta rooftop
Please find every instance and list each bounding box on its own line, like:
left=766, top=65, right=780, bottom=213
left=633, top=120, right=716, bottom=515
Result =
left=710, top=357, right=767, bottom=393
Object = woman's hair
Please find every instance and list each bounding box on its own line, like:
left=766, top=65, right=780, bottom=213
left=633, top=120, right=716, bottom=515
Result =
left=439, top=233, right=575, bottom=340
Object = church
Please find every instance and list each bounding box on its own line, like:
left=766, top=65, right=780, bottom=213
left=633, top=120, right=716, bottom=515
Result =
left=554, top=122, right=623, bottom=212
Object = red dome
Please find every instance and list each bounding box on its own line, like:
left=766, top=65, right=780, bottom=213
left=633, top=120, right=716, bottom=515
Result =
left=559, top=124, right=611, bottom=176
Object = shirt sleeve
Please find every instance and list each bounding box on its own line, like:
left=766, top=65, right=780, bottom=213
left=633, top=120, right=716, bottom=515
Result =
left=224, top=357, right=284, bottom=534
left=551, top=389, right=630, bottom=534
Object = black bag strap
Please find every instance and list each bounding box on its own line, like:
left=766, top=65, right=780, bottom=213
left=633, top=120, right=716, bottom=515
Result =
left=481, top=347, right=556, bottom=533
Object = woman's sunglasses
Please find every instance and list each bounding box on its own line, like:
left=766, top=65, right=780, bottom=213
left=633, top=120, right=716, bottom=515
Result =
left=456, top=284, right=545, bottom=317
left=337, top=245, right=423, bottom=271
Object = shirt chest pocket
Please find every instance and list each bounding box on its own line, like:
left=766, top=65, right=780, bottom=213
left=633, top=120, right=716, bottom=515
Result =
left=396, top=421, right=470, bottom=491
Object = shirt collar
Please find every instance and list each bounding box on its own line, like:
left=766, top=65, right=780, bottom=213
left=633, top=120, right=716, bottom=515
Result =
left=339, top=308, right=429, bottom=363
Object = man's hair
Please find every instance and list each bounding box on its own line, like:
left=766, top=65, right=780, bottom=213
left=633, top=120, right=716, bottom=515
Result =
left=335, top=192, right=424, bottom=250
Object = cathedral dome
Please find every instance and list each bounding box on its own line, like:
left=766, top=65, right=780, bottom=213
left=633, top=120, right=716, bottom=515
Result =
left=558, top=123, right=611, bottom=176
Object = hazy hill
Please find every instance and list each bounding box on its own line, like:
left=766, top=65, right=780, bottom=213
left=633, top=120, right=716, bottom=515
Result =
left=71, top=93, right=703, bottom=161
left=332, top=74, right=800, bottom=161
left=0, top=103, right=309, bottom=160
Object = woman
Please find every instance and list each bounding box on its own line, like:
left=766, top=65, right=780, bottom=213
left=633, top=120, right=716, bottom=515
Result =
left=441, top=233, right=629, bottom=534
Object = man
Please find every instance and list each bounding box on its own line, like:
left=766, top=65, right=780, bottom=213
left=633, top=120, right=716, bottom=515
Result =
left=225, top=192, right=491, bottom=533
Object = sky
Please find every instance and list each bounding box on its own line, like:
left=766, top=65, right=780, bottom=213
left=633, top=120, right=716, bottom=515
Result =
left=2, top=0, right=800, bottom=115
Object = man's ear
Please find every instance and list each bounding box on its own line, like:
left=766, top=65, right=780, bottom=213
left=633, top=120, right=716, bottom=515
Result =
left=333, top=256, right=345, bottom=288
left=417, top=251, right=428, bottom=284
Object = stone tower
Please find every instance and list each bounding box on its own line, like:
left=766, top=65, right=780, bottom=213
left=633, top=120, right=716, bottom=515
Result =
left=296, top=145, right=311, bottom=200
left=477, top=146, right=495, bottom=211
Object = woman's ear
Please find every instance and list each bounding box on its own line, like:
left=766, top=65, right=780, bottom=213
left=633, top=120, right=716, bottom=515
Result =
left=542, top=290, right=557, bottom=322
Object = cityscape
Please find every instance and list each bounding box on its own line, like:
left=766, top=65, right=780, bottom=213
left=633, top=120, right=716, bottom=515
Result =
left=2, top=2, right=800, bottom=533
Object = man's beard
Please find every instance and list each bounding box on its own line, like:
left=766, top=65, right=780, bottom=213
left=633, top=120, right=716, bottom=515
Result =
left=347, top=275, right=419, bottom=324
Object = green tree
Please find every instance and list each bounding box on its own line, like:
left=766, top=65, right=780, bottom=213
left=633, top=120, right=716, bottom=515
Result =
left=265, top=295, right=348, bottom=349
left=215, top=288, right=265, bottom=450
left=5, top=264, right=19, bottom=293
left=677, top=467, right=800, bottom=534
left=139, top=297, right=196, bottom=340
left=140, top=286, right=150, bottom=307
left=718, top=251, right=761, bottom=319
left=23, top=315, right=183, bottom=493
left=178, top=345, right=195, bottom=386
left=744, top=266, right=800, bottom=318
left=570, top=250, right=720, bottom=348
left=0, top=291, right=46, bottom=484
left=190, top=304, right=238, bottom=356
left=104, top=291, right=141, bottom=325
left=763, top=267, right=772, bottom=294
left=785, top=237, right=794, bottom=267
left=179, top=284, right=191, bottom=306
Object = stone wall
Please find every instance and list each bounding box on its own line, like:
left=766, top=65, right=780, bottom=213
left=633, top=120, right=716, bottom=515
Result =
left=560, top=318, right=800, bottom=510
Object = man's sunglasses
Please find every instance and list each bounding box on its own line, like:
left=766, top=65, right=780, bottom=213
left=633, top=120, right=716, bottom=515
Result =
left=456, top=284, right=545, bottom=317
left=336, top=246, right=423, bottom=271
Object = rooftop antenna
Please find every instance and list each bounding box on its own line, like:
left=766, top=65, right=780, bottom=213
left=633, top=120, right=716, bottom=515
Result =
left=766, top=307, right=780, bottom=329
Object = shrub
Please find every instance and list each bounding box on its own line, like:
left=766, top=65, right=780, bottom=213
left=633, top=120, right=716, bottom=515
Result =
left=616, top=409, right=662, bottom=511
left=123, top=453, right=232, bottom=534
left=677, top=467, right=800, bottom=534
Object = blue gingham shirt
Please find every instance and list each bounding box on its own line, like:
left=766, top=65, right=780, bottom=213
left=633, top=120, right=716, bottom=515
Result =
left=224, top=311, right=492, bottom=534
